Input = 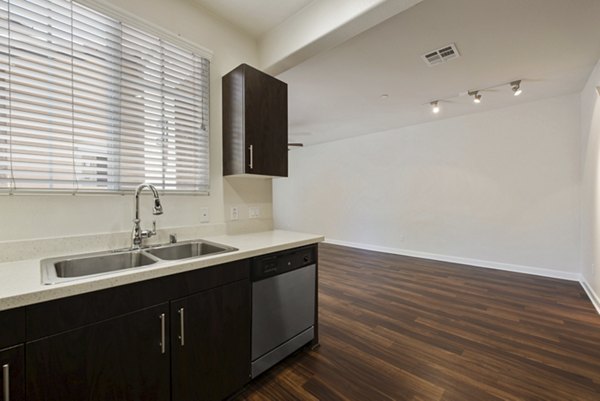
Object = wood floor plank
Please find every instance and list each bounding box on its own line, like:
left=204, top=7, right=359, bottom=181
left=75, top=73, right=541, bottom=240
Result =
left=234, top=244, right=600, bottom=401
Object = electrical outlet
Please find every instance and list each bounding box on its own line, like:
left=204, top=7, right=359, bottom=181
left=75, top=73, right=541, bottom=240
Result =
left=199, top=207, right=209, bottom=223
left=230, top=206, right=239, bottom=221
left=249, top=207, right=260, bottom=219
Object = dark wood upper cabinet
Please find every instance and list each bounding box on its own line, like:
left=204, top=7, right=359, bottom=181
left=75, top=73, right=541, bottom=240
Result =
left=223, top=63, right=288, bottom=177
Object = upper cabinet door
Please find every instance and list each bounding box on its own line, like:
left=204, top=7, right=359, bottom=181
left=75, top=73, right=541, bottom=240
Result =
left=223, top=64, right=288, bottom=177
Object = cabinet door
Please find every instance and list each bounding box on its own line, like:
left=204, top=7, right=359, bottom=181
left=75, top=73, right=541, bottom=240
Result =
left=244, top=66, right=288, bottom=177
left=171, top=280, right=251, bottom=401
left=0, top=308, right=25, bottom=350
left=26, top=303, right=170, bottom=401
left=0, top=345, right=24, bottom=401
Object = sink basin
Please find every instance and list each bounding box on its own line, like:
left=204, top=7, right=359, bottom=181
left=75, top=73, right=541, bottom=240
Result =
left=41, top=240, right=237, bottom=285
left=42, top=250, right=158, bottom=285
left=145, top=240, right=237, bottom=261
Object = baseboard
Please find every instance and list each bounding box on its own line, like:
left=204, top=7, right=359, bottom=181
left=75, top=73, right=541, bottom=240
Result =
left=323, top=238, right=581, bottom=281
left=579, top=276, right=600, bottom=315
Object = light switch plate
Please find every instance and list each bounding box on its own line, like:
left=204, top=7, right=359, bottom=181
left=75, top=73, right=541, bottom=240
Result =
left=249, top=207, right=260, bottom=219
left=199, top=207, right=209, bottom=223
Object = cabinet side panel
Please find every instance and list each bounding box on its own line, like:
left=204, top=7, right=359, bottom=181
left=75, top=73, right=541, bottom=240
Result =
left=223, top=67, right=245, bottom=175
left=270, top=79, right=288, bottom=177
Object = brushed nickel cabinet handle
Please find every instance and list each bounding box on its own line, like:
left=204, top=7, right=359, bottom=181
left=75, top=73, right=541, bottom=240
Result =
left=2, top=363, right=9, bottom=401
left=178, top=307, right=185, bottom=346
left=249, top=144, right=254, bottom=170
left=159, top=313, right=166, bottom=354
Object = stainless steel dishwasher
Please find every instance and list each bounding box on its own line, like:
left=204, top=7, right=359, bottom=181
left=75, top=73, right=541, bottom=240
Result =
left=251, top=246, right=317, bottom=378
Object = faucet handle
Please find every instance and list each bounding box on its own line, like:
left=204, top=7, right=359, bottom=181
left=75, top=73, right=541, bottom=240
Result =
left=145, top=220, right=157, bottom=239
left=169, top=233, right=177, bottom=244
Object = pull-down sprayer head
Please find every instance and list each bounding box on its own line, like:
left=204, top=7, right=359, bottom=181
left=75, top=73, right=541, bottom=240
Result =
left=145, top=183, right=163, bottom=215
left=153, top=197, right=163, bottom=215
left=134, top=183, right=164, bottom=219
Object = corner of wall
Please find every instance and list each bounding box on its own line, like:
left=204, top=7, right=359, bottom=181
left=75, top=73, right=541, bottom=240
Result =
left=579, top=57, right=600, bottom=299
left=579, top=275, right=600, bottom=315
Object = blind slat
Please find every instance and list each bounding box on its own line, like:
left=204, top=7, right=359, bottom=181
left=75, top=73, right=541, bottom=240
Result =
left=5, top=48, right=208, bottom=112
left=8, top=126, right=208, bottom=154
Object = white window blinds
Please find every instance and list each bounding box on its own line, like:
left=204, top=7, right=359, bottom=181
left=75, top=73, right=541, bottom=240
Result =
left=0, top=0, right=210, bottom=194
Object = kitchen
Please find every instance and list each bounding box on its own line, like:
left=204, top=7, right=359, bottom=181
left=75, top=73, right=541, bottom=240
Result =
left=2, top=0, right=600, bottom=400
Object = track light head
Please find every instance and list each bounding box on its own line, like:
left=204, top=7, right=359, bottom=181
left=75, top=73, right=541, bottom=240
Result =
left=431, top=101, right=440, bottom=114
left=469, top=91, right=482, bottom=104
left=511, top=80, right=522, bottom=96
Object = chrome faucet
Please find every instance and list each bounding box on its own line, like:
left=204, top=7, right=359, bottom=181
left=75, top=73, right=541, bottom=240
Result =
left=131, top=183, right=163, bottom=249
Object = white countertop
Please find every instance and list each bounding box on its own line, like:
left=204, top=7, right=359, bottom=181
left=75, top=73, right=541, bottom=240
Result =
left=0, top=230, right=324, bottom=311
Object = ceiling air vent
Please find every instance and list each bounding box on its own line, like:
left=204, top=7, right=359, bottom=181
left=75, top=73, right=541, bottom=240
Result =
left=421, top=43, right=460, bottom=67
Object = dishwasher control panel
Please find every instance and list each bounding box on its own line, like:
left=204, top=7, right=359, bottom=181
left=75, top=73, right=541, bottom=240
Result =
left=251, top=245, right=316, bottom=281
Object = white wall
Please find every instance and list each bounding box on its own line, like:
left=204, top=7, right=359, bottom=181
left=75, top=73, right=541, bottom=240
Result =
left=274, top=94, right=581, bottom=276
left=580, top=58, right=600, bottom=306
left=0, top=0, right=273, bottom=242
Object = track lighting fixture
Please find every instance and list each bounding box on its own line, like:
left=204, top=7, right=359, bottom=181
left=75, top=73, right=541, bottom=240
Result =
left=469, top=90, right=482, bottom=104
left=511, top=80, right=522, bottom=96
left=428, top=78, right=523, bottom=113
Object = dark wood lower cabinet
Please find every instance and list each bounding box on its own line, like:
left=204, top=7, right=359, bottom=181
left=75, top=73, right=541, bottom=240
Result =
left=0, top=308, right=25, bottom=350
left=171, top=279, right=251, bottom=401
left=0, top=345, right=25, bottom=401
left=1, top=250, right=309, bottom=401
left=24, top=281, right=251, bottom=401
left=26, top=303, right=170, bottom=401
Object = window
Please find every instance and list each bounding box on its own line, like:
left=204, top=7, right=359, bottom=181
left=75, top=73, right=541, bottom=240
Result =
left=0, top=0, right=210, bottom=194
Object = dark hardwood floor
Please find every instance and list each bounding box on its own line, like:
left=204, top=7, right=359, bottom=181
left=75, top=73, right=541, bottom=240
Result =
left=234, top=243, right=600, bottom=401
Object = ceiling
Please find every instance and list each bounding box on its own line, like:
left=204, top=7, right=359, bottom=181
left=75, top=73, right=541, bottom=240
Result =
left=277, top=0, right=600, bottom=145
left=190, top=0, right=314, bottom=37
left=191, top=0, right=600, bottom=146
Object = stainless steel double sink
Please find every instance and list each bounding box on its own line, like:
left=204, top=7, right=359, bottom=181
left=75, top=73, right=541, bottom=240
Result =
left=41, top=240, right=238, bottom=285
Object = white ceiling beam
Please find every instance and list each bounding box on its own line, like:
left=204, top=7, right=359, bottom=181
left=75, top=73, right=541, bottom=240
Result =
left=258, top=0, right=423, bottom=75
